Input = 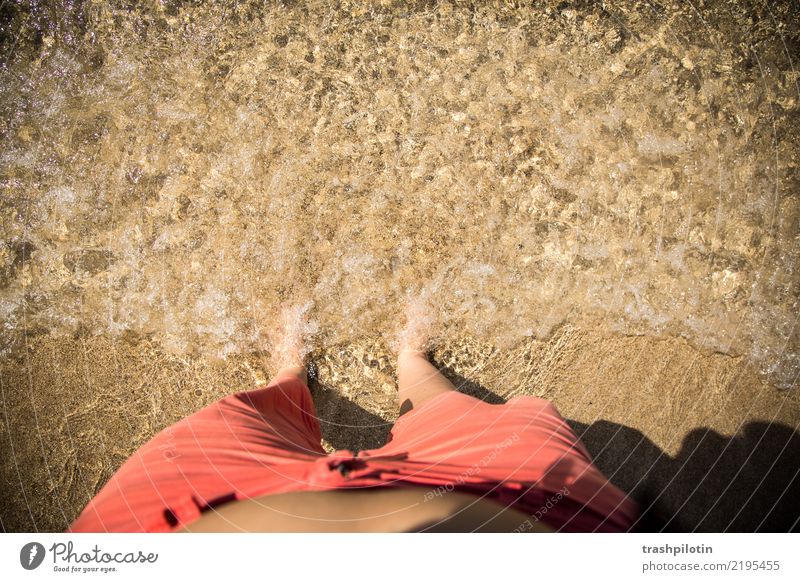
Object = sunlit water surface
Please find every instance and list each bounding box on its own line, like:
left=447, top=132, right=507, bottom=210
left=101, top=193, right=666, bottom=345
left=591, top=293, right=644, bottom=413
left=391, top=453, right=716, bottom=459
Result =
left=1, top=1, right=797, bottom=388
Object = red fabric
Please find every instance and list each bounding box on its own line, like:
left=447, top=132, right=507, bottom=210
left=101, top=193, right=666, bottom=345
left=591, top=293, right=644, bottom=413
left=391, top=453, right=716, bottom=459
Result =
left=69, top=377, right=639, bottom=532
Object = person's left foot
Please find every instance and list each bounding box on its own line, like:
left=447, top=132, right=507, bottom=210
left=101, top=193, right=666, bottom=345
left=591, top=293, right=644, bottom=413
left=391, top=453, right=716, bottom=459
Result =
left=394, top=294, right=434, bottom=354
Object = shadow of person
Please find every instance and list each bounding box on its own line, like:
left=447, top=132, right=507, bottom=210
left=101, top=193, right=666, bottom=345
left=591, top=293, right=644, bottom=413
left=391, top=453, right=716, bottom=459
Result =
left=432, top=358, right=507, bottom=404
left=308, top=376, right=393, bottom=451
left=570, top=419, right=800, bottom=532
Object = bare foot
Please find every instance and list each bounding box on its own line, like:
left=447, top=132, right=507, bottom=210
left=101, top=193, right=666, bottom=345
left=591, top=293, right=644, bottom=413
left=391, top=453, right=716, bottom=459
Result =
left=266, top=303, right=317, bottom=379
left=394, top=294, right=435, bottom=355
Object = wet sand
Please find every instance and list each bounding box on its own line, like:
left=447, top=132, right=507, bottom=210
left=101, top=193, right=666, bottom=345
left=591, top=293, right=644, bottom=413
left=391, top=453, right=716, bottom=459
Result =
left=1, top=1, right=799, bottom=531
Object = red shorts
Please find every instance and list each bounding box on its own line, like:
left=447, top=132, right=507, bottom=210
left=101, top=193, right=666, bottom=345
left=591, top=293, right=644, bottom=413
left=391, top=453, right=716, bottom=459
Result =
left=69, top=377, right=639, bottom=532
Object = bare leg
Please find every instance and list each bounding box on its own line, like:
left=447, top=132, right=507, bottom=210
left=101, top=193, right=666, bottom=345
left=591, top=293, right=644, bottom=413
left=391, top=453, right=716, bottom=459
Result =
left=395, top=298, right=455, bottom=415
left=272, top=364, right=307, bottom=384
left=397, top=349, right=456, bottom=415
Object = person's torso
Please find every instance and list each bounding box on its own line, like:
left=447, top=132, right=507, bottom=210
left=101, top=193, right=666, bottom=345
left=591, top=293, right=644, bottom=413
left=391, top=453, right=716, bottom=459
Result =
left=179, top=488, right=553, bottom=532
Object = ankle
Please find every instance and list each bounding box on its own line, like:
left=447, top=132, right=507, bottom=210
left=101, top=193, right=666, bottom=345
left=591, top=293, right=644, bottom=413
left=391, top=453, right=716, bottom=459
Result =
left=273, top=365, right=307, bottom=383
left=399, top=347, right=426, bottom=354
left=398, top=348, right=427, bottom=363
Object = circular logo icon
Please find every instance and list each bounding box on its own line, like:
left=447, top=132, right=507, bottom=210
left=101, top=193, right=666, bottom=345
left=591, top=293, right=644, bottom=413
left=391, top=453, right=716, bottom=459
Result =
left=20, top=542, right=46, bottom=570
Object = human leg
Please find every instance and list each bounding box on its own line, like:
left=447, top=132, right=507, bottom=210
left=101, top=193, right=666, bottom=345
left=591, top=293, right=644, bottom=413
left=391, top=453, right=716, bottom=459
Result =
left=394, top=297, right=459, bottom=414
left=69, top=305, right=323, bottom=532
left=382, top=301, right=636, bottom=531
left=397, top=349, right=457, bottom=415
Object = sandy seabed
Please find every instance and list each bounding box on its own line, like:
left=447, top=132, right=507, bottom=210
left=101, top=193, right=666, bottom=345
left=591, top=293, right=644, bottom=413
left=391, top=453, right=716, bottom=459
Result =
left=0, top=0, right=798, bottom=531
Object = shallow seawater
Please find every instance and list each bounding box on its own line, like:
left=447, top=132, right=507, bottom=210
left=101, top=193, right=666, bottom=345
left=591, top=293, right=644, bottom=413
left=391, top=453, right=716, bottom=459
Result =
left=0, top=1, right=797, bottom=387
